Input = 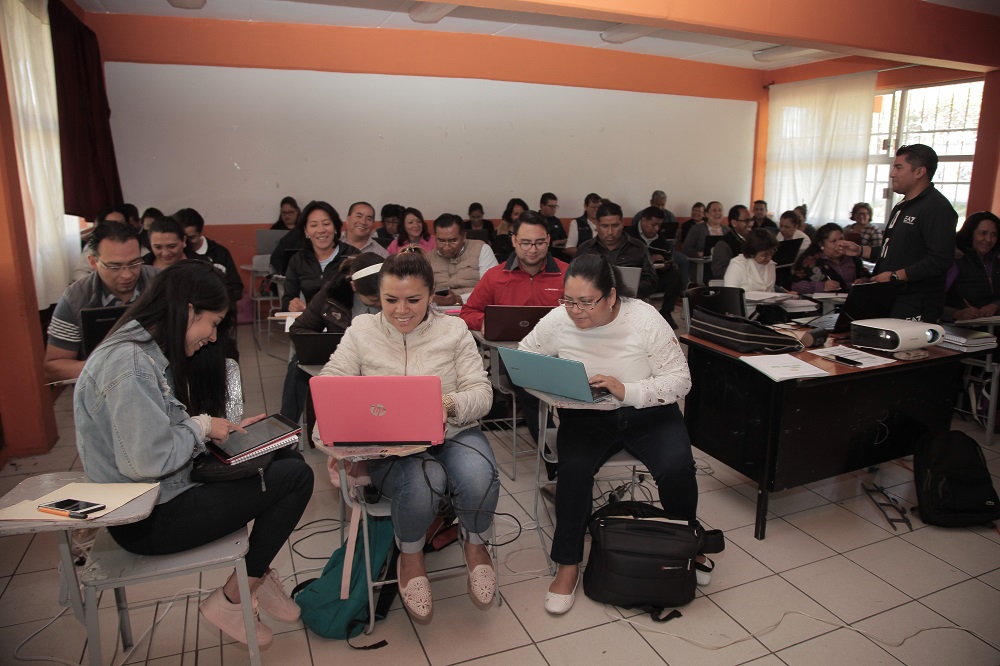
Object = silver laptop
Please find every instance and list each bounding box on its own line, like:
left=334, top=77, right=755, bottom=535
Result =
left=618, top=266, right=641, bottom=296
left=256, top=230, right=288, bottom=255
left=496, top=347, right=611, bottom=403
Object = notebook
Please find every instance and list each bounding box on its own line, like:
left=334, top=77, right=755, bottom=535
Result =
left=310, top=375, right=446, bottom=446
left=291, top=332, right=344, bottom=365
left=208, top=414, right=301, bottom=465
left=483, top=305, right=554, bottom=341
left=80, top=305, right=129, bottom=357
left=496, top=347, right=611, bottom=403
left=808, top=281, right=901, bottom=333
left=771, top=237, right=803, bottom=266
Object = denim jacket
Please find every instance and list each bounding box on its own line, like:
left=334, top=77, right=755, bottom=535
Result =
left=74, top=320, right=207, bottom=503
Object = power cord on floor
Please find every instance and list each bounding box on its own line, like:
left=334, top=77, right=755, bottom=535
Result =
left=605, top=606, right=1000, bottom=653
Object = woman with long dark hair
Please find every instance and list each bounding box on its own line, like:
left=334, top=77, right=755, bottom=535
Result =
left=945, top=211, right=1000, bottom=321
left=271, top=196, right=300, bottom=230
left=790, top=222, right=870, bottom=293
left=74, top=261, right=314, bottom=646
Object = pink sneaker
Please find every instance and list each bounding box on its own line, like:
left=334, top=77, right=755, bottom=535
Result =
left=254, top=569, right=301, bottom=623
left=199, top=587, right=273, bottom=646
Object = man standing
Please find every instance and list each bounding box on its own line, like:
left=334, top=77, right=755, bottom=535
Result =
left=45, top=223, right=159, bottom=382
left=564, top=193, right=602, bottom=258
left=460, top=211, right=567, bottom=331
left=711, top=205, right=754, bottom=280
left=341, top=201, right=389, bottom=258
left=429, top=213, right=499, bottom=306
left=176, top=208, right=243, bottom=303
left=627, top=207, right=685, bottom=328
left=845, top=144, right=956, bottom=322
left=577, top=201, right=658, bottom=298
left=752, top=200, right=778, bottom=233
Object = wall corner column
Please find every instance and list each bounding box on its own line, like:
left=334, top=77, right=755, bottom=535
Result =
left=968, top=70, right=1000, bottom=213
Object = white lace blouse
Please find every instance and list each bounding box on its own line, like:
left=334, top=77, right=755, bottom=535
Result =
left=519, top=298, right=691, bottom=409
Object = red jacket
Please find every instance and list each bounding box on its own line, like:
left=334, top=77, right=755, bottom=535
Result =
left=460, top=254, right=568, bottom=330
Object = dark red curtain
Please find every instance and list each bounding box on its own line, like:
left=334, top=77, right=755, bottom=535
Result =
left=48, top=0, right=122, bottom=219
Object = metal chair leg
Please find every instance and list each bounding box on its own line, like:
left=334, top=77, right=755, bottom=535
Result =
left=235, top=561, right=262, bottom=666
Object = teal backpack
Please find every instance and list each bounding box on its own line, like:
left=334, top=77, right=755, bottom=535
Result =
left=293, top=514, right=398, bottom=647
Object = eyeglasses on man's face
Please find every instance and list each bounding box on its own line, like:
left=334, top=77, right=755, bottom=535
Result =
left=516, top=239, right=549, bottom=250
left=97, top=259, right=144, bottom=273
left=557, top=295, right=605, bottom=311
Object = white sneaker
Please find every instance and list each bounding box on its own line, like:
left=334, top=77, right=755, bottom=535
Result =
left=200, top=588, right=273, bottom=646
left=254, top=569, right=301, bottom=623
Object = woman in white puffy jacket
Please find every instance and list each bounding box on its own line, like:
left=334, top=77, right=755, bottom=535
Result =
left=519, top=254, right=705, bottom=615
left=321, top=248, right=498, bottom=621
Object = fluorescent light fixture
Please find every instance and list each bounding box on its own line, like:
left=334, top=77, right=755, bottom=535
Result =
left=600, top=23, right=661, bottom=44
left=408, top=2, right=458, bottom=24
left=167, top=0, right=206, bottom=8
left=752, top=45, right=829, bottom=63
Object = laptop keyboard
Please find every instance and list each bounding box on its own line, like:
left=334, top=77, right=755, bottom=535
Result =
left=590, top=386, right=612, bottom=401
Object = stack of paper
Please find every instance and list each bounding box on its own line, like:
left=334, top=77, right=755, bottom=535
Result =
left=940, top=324, right=998, bottom=352
left=741, top=354, right=829, bottom=381
left=780, top=299, right=819, bottom=313
left=744, top=291, right=792, bottom=304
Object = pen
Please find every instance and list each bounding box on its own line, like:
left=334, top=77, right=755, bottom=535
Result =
left=37, top=507, right=90, bottom=519
left=825, top=354, right=862, bottom=367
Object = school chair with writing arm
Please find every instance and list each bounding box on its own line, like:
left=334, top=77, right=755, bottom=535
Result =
left=682, top=285, right=747, bottom=324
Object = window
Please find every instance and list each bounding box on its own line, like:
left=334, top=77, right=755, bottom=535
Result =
left=865, top=80, right=983, bottom=225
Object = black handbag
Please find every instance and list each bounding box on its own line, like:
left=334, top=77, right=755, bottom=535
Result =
left=689, top=306, right=803, bottom=354
left=583, top=501, right=725, bottom=621
left=190, top=451, right=276, bottom=489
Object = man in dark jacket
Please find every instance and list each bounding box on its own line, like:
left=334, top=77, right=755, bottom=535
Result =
left=175, top=208, right=244, bottom=304
left=577, top=201, right=659, bottom=300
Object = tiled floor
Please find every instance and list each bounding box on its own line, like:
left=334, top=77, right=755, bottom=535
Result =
left=1, top=323, right=999, bottom=665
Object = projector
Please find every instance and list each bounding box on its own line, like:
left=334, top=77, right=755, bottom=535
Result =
left=850, top=318, right=944, bottom=352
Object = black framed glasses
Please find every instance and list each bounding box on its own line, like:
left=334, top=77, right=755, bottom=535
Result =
left=557, top=295, right=605, bottom=311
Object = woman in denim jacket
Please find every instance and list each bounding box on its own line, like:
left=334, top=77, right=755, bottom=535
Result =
left=74, top=261, right=313, bottom=647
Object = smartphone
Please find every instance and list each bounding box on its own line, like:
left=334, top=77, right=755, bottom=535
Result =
left=434, top=288, right=450, bottom=296
left=38, top=498, right=106, bottom=519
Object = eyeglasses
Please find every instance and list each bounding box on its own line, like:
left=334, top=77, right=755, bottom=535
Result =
left=516, top=239, right=549, bottom=250
left=542, top=203, right=559, bottom=210
left=96, top=259, right=144, bottom=273
left=557, top=295, right=605, bottom=311
left=435, top=237, right=463, bottom=246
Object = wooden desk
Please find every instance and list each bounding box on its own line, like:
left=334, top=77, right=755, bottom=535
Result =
left=680, top=334, right=963, bottom=539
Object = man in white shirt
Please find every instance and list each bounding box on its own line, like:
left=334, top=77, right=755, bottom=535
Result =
left=564, top=192, right=602, bottom=258
left=341, top=201, right=389, bottom=258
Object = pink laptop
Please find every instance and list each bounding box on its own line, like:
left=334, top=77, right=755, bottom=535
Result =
left=309, top=375, right=445, bottom=446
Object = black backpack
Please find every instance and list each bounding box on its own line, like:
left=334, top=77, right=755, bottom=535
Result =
left=914, top=430, right=1000, bottom=527
left=583, top=501, right=724, bottom=621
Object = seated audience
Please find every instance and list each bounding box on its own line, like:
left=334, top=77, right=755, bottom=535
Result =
left=564, top=192, right=602, bottom=258
left=376, top=203, right=405, bottom=240
left=321, top=249, right=498, bottom=620
left=387, top=207, right=437, bottom=254
left=630, top=190, right=678, bottom=234
left=681, top=200, right=726, bottom=259
left=176, top=207, right=243, bottom=303
left=710, top=205, right=754, bottom=280
left=519, top=255, right=704, bottom=615
left=271, top=196, right=300, bottom=231
left=73, top=205, right=132, bottom=281
left=791, top=222, right=870, bottom=293
left=844, top=202, right=883, bottom=250
left=724, top=228, right=779, bottom=292
left=538, top=192, right=568, bottom=259
left=795, top=204, right=816, bottom=240
left=269, top=210, right=310, bottom=276
left=752, top=199, right=778, bottom=234
left=141, top=207, right=163, bottom=232
left=944, top=211, right=1000, bottom=321
left=282, top=200, right=359, bottom=312
left=777, top=209, right=812, bottom=256
left=625, top=206, right=685, bottom=328
left=429, top=213, right=498, bottom=307
left=341, top=201, right=389, bottom=258
left=45, top=222, right=159, bottom=383
left=144, top=216, right=193, bottom=269
left=465, top=202, right=495, bottom=241
left=75, top=261, right=313, bottom=646
left=279, top=252, right=384, bottom=421
left=492, top=197, right=527, bottom=263
left=577, top=201, right=658, bottom=299
left=677, top=201, right=706, bottom=251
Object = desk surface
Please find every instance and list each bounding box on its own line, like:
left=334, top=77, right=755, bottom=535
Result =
left=680, top=333, right=960, bottom=379
left=524, top=387, right=618, bottom=411
left=0, top=472, right=159, bottom=537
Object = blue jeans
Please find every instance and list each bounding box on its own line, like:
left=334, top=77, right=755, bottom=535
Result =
left=550, top=404, right=697, bottom=565
left=369, top=427, right=500, bottom=554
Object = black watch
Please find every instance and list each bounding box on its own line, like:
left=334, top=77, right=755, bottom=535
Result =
left=890, top=271, right=899, bottom=281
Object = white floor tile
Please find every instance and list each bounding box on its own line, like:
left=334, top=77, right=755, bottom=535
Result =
left=782, top=504, right=892, bottom=553
left=901, top=526, right=1000, bottom=576
left=920, top=578, right=1000, bottom=645
left=695, top=487, right=761, bottom=532
left=536, top=621, right=664, bottom=666
left=782, top=556, right=911, bottom=624
left=843, top=538, right=969, bottom=598
left=726, top=519, right=836, bottom=573
left=412, top=591, right=531, bottom=664
left=777, top=627, right=903, bottom=665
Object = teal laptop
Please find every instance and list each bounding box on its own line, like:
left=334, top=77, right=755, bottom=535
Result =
left=497, top=347, right=611, bottom=403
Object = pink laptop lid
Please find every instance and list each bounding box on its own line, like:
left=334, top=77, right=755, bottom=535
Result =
left=309, top=375, right=445, bottom=446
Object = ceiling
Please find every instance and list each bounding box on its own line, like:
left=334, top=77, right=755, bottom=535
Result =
left=74, top=0, right=1000, bottom=71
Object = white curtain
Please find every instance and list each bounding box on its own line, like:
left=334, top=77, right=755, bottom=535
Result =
left=764, top=72, right=876, bottom=227
left=0, top=0, right=77, bottom=307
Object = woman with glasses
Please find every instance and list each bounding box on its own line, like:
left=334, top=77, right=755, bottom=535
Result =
left=271, top=196, right=300, bottom=230
left=724, top=228, right=780, bottom=293
left=519, top=254, right=703, bottom=615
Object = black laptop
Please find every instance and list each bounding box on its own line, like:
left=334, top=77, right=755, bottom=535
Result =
left=291, top=332, right=344, bottom=366
left=483, top=305, right=554, bottom=341
left=80, top=305, right=129, bottom=357
left=771, top=238, right=803, bottom=267
left=809, top=281, right=901, bottom=333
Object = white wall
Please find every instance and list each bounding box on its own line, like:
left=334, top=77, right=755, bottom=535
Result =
left=105, top=63, right=757, bottom=224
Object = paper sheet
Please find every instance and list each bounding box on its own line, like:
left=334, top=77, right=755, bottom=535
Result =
left=807, top=345, right=896, bottom=368
left=0, top=482, right=159, bottom=522
left=740, top=354, right=829, bottom=381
